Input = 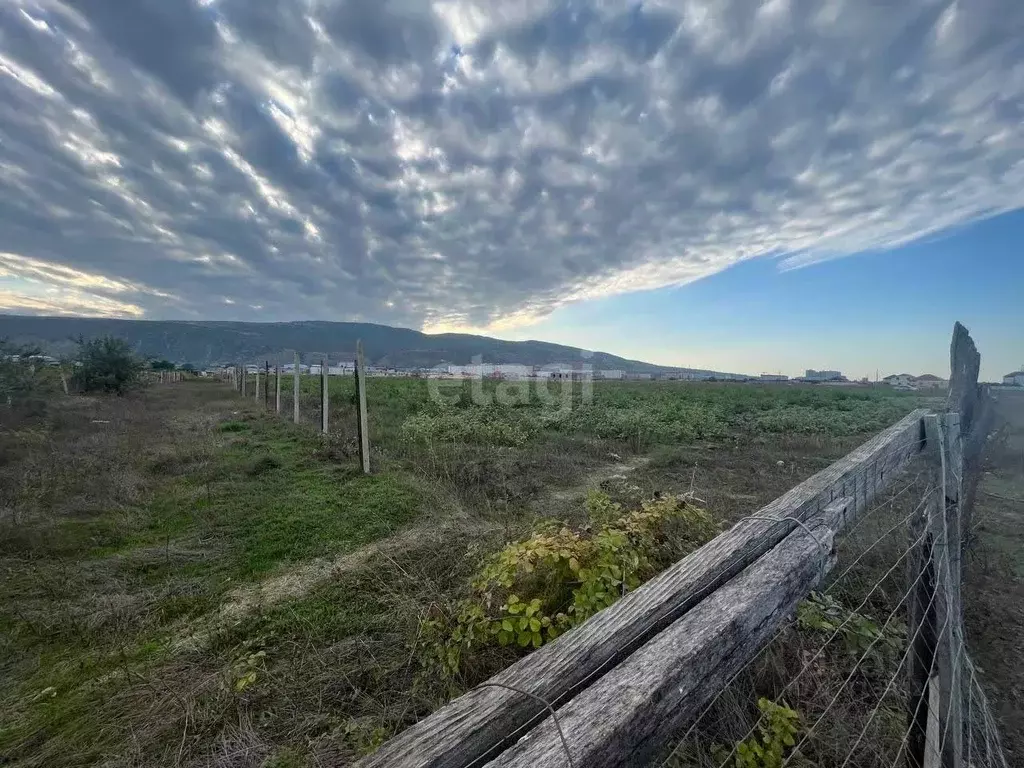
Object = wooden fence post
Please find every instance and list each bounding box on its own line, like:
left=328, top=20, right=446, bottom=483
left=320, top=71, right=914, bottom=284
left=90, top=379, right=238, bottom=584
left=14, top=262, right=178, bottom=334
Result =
left=264, top=361, right=270, bottom=409
left=919, top=413, right=964, bottom=768
left=948, top=322, right=992, bottom=544
left=907, top=484, right=938, bottom=768
left=275, top=364, right=281, bottom=414
left=355, top=340, right=370, bottom=474
left=321, top=358, right=329, bottom=434
left=293, top=352, right=300, bottom=423
left=254, top=367, right=260, bottom=402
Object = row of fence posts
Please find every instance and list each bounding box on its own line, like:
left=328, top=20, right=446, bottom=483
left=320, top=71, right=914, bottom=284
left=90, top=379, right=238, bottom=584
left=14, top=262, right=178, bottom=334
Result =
left=228, top=342, right=371, bottom=474
left=157, top=371, right=183, bottom=383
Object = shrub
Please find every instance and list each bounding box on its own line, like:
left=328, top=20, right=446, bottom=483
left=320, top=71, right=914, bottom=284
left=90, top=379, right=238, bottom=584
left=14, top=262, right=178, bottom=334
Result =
left=421, top=492, right=717, bottom=676
left=72, top=336, right=143, bottom=394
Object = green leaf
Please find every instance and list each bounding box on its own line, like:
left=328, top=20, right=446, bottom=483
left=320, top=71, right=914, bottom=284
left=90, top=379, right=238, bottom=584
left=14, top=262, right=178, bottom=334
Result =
left=529, top=618, right=541, bottom=633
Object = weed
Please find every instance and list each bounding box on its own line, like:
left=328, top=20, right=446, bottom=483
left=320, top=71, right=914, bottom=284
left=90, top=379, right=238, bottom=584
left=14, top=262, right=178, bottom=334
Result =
left=420, top=492, right=716, bottom=676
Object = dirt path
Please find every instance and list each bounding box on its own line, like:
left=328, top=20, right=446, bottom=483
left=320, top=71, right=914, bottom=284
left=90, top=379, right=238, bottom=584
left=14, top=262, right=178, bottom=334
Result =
left=964, top=389, right=1024, bottom=766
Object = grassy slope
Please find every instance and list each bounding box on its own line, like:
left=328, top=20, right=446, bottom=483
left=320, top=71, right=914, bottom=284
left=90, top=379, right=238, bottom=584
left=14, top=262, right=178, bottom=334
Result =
left=0, top=378, right=928, bottom=767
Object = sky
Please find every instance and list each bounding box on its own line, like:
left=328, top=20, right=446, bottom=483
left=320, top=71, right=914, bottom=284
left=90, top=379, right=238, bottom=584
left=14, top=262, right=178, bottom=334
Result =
left=0, top=0, right=1021, bottom=379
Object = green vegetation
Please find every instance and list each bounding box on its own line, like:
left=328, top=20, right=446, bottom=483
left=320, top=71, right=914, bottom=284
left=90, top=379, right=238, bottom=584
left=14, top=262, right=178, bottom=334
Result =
left=715, top=699, right=802, bottom=768
left=0, top=372, right=927, bottom=766
left=421, top=491, right=717, bottom=677
left=71, top=335, right=143, bottom=394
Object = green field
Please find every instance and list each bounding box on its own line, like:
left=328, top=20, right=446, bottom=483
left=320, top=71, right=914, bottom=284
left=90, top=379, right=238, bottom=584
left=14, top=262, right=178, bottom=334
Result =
left=0, top=377, right=928, bottom=766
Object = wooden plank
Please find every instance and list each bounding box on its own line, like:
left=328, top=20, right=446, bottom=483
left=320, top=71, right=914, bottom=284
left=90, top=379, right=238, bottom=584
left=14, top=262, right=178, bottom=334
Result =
left=355, top=340, right=370, bottom=474
left=293, top=353, right=301, bottom=423
left=264, top=361, right=271, bottom=409
left=484, top=501, right=849, bottom=768
left=241, top=366, right=246, bottom=397
left=925, top=413, right=964, bottom=768
left=354, top=409, right=928, bottom=768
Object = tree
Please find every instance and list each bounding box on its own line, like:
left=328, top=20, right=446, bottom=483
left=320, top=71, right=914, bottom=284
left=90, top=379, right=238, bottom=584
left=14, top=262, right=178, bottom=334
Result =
left=150, top=359, right=176, bottom=371
left=73, top=336, right=143, bottom=394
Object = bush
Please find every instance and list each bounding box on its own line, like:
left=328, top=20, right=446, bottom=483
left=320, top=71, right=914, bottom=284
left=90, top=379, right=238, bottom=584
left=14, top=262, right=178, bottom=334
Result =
left=421, top=492, right=718, bottom=676
left=73, top=336, right=143, bottom=394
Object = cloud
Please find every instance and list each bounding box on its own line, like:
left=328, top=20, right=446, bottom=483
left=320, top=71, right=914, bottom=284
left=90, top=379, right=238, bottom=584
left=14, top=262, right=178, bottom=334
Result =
left=0, top=0, right=1021, bottom=330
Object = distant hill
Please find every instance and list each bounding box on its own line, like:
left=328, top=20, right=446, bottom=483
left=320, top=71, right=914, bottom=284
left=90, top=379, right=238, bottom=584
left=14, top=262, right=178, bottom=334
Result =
left=0, top=314, right=746, bottom=377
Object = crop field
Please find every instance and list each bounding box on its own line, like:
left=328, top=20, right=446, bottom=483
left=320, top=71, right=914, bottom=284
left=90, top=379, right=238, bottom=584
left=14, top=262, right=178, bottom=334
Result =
left=0, top=377, right=932, bottom=766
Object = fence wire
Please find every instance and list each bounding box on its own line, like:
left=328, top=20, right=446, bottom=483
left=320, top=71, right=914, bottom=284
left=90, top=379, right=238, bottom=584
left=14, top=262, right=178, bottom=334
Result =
left=657, top=458, right=1009, bottom=768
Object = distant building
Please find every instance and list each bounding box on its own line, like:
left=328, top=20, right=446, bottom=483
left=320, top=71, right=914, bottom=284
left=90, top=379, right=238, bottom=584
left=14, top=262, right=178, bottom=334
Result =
left=883, top=373, right=916, bottom=388
left=805, top=369, right=842, bottom=381
left=914, top=374, right=948, bottom=390
left=759, top=373, right=789, bottom=382
left=1003, top=371, right=1024, bottom=387
left=596, top=370, right=625, bottom=380
left=625, top=372, right=653, bottom=381
left=448, top=363, right=533, bottom=379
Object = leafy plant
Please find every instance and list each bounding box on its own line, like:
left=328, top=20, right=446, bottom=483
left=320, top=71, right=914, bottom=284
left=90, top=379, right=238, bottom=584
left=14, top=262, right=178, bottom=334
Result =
left=713, top=699, right=801, bottom=768
left=232, top=649, right=266, bottom=692
left=796, top=591, right=902, bottom=660
left=420, top=493, right=717, bottom=677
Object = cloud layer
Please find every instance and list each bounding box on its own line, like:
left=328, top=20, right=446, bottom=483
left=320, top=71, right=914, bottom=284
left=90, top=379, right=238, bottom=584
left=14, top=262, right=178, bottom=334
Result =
left=0, top=0, right=1022, bottom=329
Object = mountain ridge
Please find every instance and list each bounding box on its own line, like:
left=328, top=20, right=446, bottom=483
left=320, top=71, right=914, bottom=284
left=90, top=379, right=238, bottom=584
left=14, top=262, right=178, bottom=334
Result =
left=0, top=314, right=747, bottom=377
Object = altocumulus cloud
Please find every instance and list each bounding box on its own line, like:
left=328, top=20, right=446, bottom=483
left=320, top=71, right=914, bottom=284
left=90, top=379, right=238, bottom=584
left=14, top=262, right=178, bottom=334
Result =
left=0, top=0, right=1022, bottom=328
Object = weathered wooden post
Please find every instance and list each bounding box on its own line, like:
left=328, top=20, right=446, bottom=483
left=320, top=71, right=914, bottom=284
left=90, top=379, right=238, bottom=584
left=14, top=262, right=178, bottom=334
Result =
left=910, top=413, right=964, bottom=768
left=241, top=365, right=247, bottom=397
left=947, top=322, right=991, bottom=543
left=293, top=352, right=300, bottom=423
left=321, top=358, right=329, bottom=434
left=355, top=340, right=371, bottom=473
left=275, top=363, right=282, bottom=414
left=264, top=361, right=270, bottom=409
left=254, top=367, right=260, bottom=401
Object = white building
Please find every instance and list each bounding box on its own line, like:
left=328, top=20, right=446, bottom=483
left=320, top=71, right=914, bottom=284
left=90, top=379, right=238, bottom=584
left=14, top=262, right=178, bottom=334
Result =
left=596, top=370, right=625, bottom=380
left=805, top=369, right=842, bottom=381
left=1003, top=371, right=1024, bottom=387
left=759, top=373, right=789, bottom=382
left=447, top=363, right=533, bottom=379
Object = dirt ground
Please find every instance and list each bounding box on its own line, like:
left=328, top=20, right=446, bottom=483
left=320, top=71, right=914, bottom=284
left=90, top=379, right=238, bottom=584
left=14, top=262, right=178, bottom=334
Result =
left=964, top=389, right=1024, bottom=766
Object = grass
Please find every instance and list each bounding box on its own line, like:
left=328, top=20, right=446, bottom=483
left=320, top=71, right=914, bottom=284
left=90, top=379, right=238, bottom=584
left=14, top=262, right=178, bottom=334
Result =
left=0, top=383, right=426, bottom=766
left=0, top=376, right=932, bottom=766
